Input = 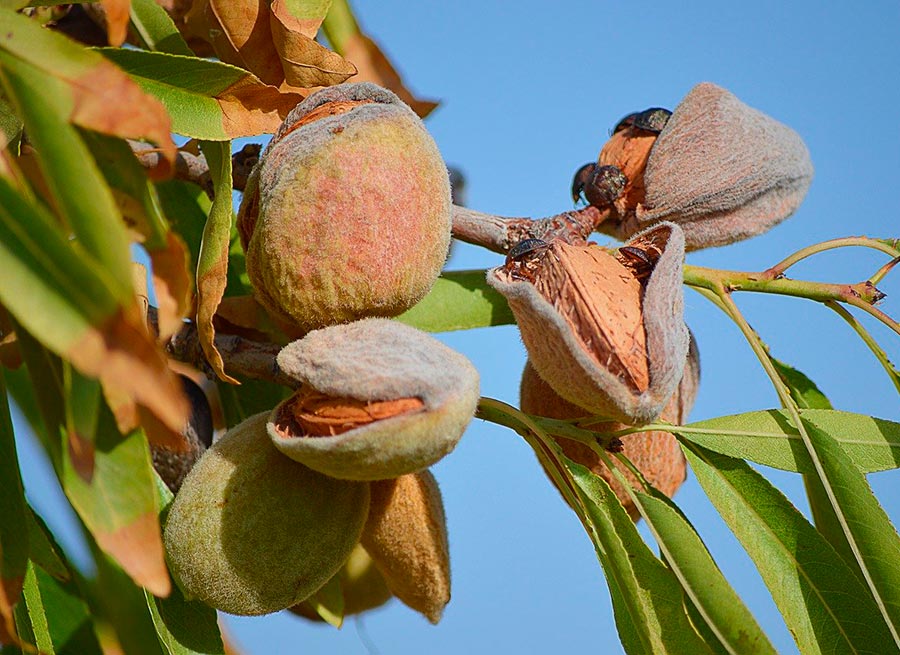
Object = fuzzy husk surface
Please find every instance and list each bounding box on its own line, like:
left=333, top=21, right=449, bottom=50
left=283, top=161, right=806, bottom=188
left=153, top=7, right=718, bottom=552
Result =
left=487, top=222, right=689, bottom=425
left=163, top=412, right=370, bottom=616
left=238, top=82, right=451, bottom=333
left=360, top=470, right=450, bottom=624
left=269, top=319, right=480, bottom=481
left=631, top=82, right=813, bottom=250
left=520, top=332, right=699, bottom=519
left=287, top=544, right=393, bottom=622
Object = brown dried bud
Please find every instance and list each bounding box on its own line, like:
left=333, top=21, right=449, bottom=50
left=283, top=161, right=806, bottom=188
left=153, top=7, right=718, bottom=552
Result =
left=520, top=332, right=700, bottom=519
left=360, top=470, right=450, bottom=624
left=268, top=319, right=480, bottom=481
left=237, top=82, right=451, bottom=333
left=487, top=222, right=689, bottom=425
left=162, top=412, right=370, bottom=616
left=596, top=83, right=813, bottom=250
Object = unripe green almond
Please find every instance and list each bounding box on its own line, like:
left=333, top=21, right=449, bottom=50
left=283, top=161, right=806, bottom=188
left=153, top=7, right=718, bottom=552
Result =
left=238, top=82, right=452, bottom=333
left=268, top=319, right=480, bottom=481
left=163, top=412, right=370, bottom=616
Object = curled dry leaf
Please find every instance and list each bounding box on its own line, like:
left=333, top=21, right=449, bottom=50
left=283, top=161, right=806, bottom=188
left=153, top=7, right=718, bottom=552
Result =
left=487, top=222, right=689, bottom=425
left=269, top=319, right=480, bottom=481
left=360, top=470, right=450, bottom=624
left=185, top=0, right=355, bottom=92
left=594, top=82, right=814, bottom=250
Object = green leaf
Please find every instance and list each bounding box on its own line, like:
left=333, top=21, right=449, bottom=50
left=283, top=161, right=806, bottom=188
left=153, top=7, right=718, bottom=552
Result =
left=631, top=490, right=776, bottom=655
left=771, top=359, right=862, bottom=580
left=18, top=561, right=102, bottom=655
left=24, top=508, right=69, bottom=582
left=156, top=180, right=212, bottom=272
left=195, top=140, right=237, bottom=383
left=0, top=52, right=132, bottom=301
left=772, top=358, right=832, bottom=410
left=129, top=0, right=194, bottom=55
left=144, top=587, right=224, bottom=655
left=98, top=48, right=303, bottom=140
left=570, top=460, right=713, bottom=655
left=396, top=270, right=514, bottom=332
left=799, top=418, right=900, bottom=646
left=682, top=440, right=897, bottom=655
left=0, top=8, right=175, bottom=164
left=0, top=368, right=28, bottom=618
left=672, top=409, right=900, bottom=473
left=14, top=331, right=171, bottom=597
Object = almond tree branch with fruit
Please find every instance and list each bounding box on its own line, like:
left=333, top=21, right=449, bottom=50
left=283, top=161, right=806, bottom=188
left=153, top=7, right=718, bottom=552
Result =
left=0, top=3, right=898, bottom=655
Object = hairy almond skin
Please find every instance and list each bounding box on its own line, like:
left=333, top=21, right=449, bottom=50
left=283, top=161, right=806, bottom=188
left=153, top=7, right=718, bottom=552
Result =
left=269, top=319, right=480, bottom=481
left=520, top=333, right=699, bottom=520
left=238, top=83, right=451, bottom=333
left=163, top=412, right=370, bottom=616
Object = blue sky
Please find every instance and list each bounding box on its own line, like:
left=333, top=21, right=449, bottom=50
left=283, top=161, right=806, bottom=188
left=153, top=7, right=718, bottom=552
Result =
left=13, top=2, right=900, bottom=653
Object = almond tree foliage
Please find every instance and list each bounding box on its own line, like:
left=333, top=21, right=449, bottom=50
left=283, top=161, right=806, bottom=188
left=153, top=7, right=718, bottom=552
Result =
left=0, top=3, right=899, bottom=655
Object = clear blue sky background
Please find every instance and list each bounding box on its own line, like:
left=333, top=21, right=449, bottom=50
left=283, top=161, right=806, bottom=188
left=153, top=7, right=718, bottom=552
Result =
left=12, top=1, right=900, bottom=654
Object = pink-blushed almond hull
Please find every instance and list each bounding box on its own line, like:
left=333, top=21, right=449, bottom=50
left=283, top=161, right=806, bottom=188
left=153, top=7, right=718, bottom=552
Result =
left=635, top=82, right=813, bottom=250
left=240, top=83, right=451, bottom=334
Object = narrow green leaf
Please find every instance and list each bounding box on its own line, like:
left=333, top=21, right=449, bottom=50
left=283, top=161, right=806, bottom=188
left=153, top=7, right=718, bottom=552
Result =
left=86, top=545, right=165, bottom=655
left=800, top=419, right=900, bottom=646
left=19, top=561, right=103, bottom=655
left=144, top=586, right=224, bottom=655
left=570, top=460, right=713, bottom=655
left=672, top=409, right=900, bottom=473
left=129, top=0, right=194, bottom=55
left=682, top=440, right=896, bottom=654
left=0, top=52, right=133, bottom=301
left=772, top=358, right=832, bottom=410
left=631, top=490, right=775, bottom=655
left=396, top=270, right=514, bottom=332
left=24, top=508, right=69, bottom=582
left=195, top=140, right=237, bottom=383
left=772, top=359, right=862, bottom=580
left=156, top=179, right=211, bottom=271
left=15, top=330, right=170, bottom=597
left=0, top=368, right=28, bottom=613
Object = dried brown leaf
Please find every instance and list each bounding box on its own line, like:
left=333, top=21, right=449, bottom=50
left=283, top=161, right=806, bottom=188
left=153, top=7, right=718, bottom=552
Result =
left=216, top=76, right=306, bottom=138
left=100, top=0, right=131, bottom=46
left=69, top=305, right=189, bottom=435
left=150, top=232, right=193, bottom=342
left=269, top=7, right=356, bottom=88
left=341, top=33, right=437, bottom=118
left=94, top=510, right=171, bottom=597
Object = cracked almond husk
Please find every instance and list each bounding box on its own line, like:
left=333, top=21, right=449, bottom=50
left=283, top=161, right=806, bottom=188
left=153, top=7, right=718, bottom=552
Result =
left=594, top=82, right=813, bottom=250
left=360, top=470, right=450, bottom=624
left=520, top=332, right=699, bottom=520
left=487, top=222, right=689, bottom=425
left=268, top=319, right=480, bottom=481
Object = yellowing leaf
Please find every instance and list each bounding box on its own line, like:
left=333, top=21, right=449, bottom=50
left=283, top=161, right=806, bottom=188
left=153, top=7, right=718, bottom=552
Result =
left=151, top=233, right=193, bottom=341
left=0, top=8, right=176, bottom=176
left=322, top=0, right=437, bottom=118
